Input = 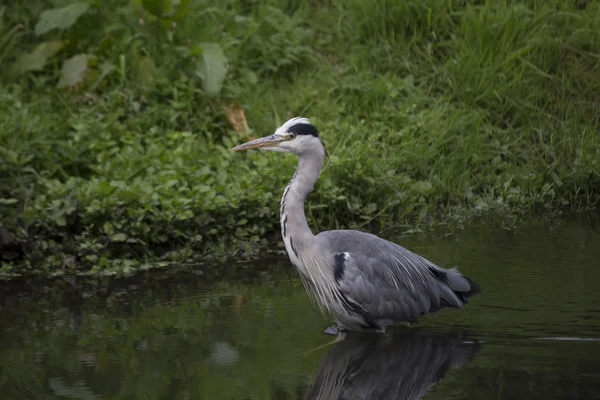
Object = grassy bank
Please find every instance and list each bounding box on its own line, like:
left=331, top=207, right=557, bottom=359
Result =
left=1, top=0, right=599, bottom=280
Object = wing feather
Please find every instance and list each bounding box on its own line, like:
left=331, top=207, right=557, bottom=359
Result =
left=317, top=229, right=477, bottom=322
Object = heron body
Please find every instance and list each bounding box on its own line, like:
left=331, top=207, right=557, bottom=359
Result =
left=233, top=117, right=481, bottom=332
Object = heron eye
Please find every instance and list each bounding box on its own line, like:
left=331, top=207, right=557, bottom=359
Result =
left=289, top=133, right=297, bottom=139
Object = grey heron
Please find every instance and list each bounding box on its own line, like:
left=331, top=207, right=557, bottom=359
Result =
left=233, top=117, right=481, bottom=333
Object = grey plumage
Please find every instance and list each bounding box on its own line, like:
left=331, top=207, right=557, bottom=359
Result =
left=305, top=329, right=479, bottom=400
left=233, top=117, right=481, bottom=332
left=317, top=230, right=480, bottom=330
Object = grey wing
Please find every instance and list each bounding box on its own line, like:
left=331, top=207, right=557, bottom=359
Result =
left=318, top=230, right=480, bottom=323
left=335, top=253, right=438, bottom=323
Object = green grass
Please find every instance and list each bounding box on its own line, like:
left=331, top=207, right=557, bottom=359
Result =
left=1, top=0, right=599, bottom=280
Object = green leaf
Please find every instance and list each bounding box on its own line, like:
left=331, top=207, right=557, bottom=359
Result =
left=140, top=0, right=173, bottom=18
left=35, top=2, right=90, bottom=35
left=551, top=172, right=563, bottom=188
left=412, top=180, right=433, bottom=194
left=111, top=233, right=127, bottom=242
left=87, top=61, right=116, bottom=91
left=16, top=41, right=64, bottom=72
left=242, top=68, right=258, bottom=86
left=57, top=54, right=89, bottom=88
left=133, top=55, right=156, bottom=87
left=195, top=43, right=228, bottom=97
left=103, top=221, right=114, bottom=235
left=365, top=203, right=377, bottom=214
left=0, top=198, right=18, bottom=205
left=168, top=0, right=191, bottom=20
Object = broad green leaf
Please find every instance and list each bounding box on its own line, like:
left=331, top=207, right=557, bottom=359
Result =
left=35, top=2, right=90, bottom=35
left=103, top=221, right=114, bottom=235
left=110, top=233, right=127, bottom=242
left=137, top=0, right=191, bottom=20
left=412, top=180, right=433, bottom=194
left=140, top=0, right=172, bottom=18
left=167, top=0, right=191, bottom=20
left=0, top=198, right=18, bottom=205
left=16, top=40, right=64, bottom=72
left=57, top=54, right=88, bottom=88
left=195, top=43, right=228, bottom=97
left=133, top=55, right=156, bottom=87
left=365, top=203, right=377, bottom=214
left=243, top=69, right=258, bottom=86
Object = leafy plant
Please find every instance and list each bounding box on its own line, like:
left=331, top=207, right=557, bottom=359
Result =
left=34, top=2, right=90, bottom=35
left=0, top=6, right=23, bottom=70
left=195, top=42, right=229, bottom=96
left=0, top=0, right=598, bottom=280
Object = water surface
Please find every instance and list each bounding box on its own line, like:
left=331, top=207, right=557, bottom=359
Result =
left=1, top=215, right=599, bottom=399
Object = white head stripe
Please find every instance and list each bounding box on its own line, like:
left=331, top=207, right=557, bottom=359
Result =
left=275, top=117, right=311, bottom=135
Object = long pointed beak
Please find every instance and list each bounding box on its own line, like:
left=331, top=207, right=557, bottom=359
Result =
left=231, top=134, right=285, bottom=151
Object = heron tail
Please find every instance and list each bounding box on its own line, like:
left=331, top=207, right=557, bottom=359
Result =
left=462, top=275, right=482, bottom=299
left=435, top=268, right=482, bottom=308
left=448, top=271, right=481, bottom=305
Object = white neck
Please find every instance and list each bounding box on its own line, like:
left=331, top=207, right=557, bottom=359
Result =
left=280, top=150, right=324, bottom=271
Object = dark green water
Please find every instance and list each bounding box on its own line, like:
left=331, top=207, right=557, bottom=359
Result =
left=1, top=216, right=600, bottom=399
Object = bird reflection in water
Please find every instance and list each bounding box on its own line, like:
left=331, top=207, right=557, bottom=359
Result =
left=305, top=329, right=479, bottom=400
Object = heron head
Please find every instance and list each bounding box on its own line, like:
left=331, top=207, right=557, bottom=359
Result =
left=232, top=117, right=324, bottom=156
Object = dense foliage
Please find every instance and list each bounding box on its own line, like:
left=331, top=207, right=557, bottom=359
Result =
left=1, top=0, right=599, bottom=280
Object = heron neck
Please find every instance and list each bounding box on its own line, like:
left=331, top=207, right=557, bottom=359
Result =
left=280, top=151, right=323, bottom=252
